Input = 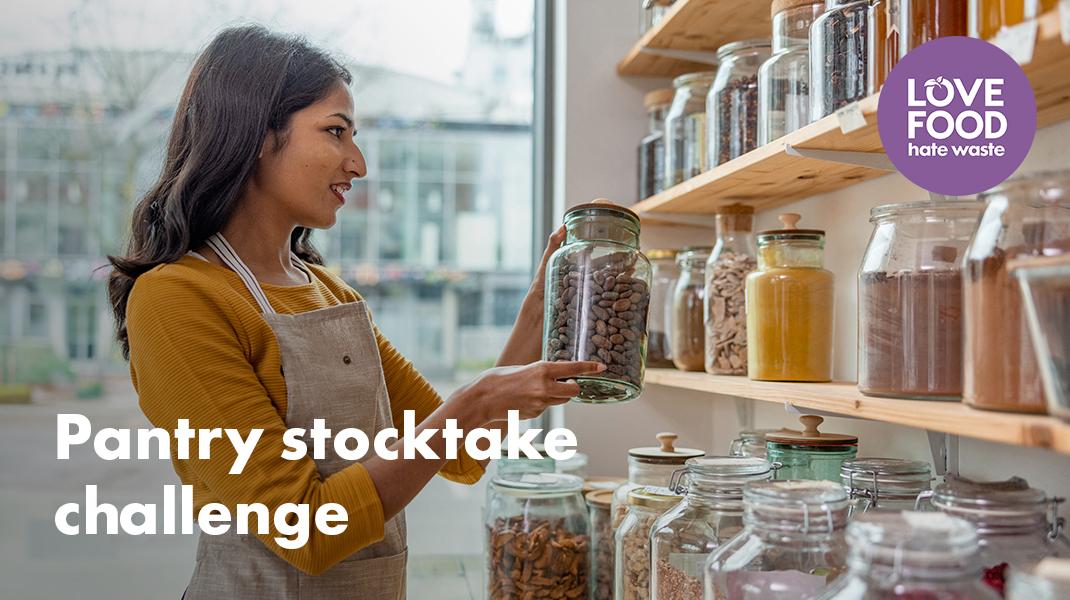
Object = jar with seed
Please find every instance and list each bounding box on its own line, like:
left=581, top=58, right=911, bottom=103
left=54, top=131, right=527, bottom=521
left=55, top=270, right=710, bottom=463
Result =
left=647, top=249, right=681, bottom=368
left=671, top=246, right=712, bottom=371
left=612, top=433, right=705, bottom=532
left=664, top=71, right=717, bottom=189
left=704, top=204, right=757, bottom=376
left=638, top=88, right=675, bottom=202
left=707, top=39, right=772, bottom=168
left=616, top=486, right=683, bottom=600
left=811, top=0, right=871, bottom=119
left=758, top=0, right=823, bottom=145
left=840, top=457, right=933, bottom=517
left=587, top=489, right=616, bottom=600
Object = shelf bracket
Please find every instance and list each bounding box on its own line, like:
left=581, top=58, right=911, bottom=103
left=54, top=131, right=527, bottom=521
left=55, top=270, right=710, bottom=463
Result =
left=784, top=144, right=896, bottom=171
left=927, top=431, right=960, bottom=478
left=637, top=47, right=719, bottom=65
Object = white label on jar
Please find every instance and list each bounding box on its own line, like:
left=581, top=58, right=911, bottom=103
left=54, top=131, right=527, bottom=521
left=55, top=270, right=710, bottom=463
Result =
left=726, top=570, right=827, bottom=599
left=992, top=20, right=1038, bottom=65
left=835, top=102, right=867, bottom=134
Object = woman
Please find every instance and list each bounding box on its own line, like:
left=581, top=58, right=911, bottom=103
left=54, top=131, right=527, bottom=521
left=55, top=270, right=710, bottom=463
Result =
left=108, top=25, right=601, bottom=599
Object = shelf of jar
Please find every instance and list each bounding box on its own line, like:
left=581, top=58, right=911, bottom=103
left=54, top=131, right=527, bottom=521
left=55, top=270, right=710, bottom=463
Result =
left=643, top=368, right=1070, bottom=454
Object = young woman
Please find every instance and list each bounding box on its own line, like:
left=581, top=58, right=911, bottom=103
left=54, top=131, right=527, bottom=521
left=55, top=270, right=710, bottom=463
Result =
left=108, top=25, right=601, bottom=599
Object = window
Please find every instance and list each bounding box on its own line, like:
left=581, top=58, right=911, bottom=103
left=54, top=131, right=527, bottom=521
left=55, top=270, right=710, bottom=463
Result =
left=26, top=301, right=47, bottom=339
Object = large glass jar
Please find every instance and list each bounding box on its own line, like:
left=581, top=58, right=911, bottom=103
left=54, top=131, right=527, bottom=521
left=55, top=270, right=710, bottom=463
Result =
left=485, top=473, right=589, bottom=600
left=485, top=445, right=558, bottom=508
left=811, top=0, right=871, bottom=119
left=612, top=433, right=705, bottom=530
left=766, top=415, right=859, bottom=482
left=759, top=0, right=824, bottom=145
left=857, top=199, right=983, bottom=400
left=665, top=71, right=717, bottom=189
left=588, top=489, right=615, bottom=600
left=639, top=88, right=675, bottom=202
left=729, top=428, right=783, bottom=459
left=616, top=487, right=683, bottom=600
left=671, top=246, right=712, bottom=371
left=704, top=204, right=757, bottom=375
left=705, top=480, right=850, bottom=600
left=648, top=249, right=681, bottom=368
left=746, top=213, right=835, bottom=382
left=820, top=511, right=1002, bottom=600
left=650, top=457, right=774, bottom=600
left=707, top=39, right=772, bottom=168
left=543, top=203, right=653, bottom=403
left=840, top=458, right=933, bottom=517
left=964, top=171, right=1070, bottom=413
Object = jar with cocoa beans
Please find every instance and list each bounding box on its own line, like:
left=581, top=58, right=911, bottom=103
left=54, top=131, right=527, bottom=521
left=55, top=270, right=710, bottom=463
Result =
left=758, top=0, right=823, bottom=145
left=612, top=433, right=705, bottom=532
left=587, top=489, right=616, bottom=600
left=811, top=0, right=871, bottom=119
left=671, top=246, right=712, bottom=371
left=706, top=39, right=772, bottom=168
left=840, top=457, right=933, bottom=517
left=665, top=71, right=717, bottom=189
left=616, top=486, right=683, bottom=600
left=647, top=249, right=681, bottom=368
left=704, top=204, right=757, bottom=375
left=638, top=88, right=675, bottom=202
left=485, top=473, right=589, bottom=600
left=543, top=202, right=653, bottom=403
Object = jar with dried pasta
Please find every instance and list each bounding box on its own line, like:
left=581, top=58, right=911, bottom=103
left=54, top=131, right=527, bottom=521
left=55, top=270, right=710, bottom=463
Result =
left=704, top=204, right=757, bottom=375
left=616, top=486, right=683, bottom=600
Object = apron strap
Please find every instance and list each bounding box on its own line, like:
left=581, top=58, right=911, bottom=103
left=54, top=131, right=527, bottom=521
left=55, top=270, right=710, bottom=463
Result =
left=205, top=234, right=276, bottom=314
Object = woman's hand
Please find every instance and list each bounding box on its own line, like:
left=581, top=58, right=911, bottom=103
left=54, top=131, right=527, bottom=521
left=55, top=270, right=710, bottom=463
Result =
left=465, top=360, right=605, bottom=423
left=496, top=225, right=568, bottom=366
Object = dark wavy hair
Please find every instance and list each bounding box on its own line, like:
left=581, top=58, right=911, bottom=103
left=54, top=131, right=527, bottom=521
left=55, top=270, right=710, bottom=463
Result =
left=107, top=24, right=352, bottom=359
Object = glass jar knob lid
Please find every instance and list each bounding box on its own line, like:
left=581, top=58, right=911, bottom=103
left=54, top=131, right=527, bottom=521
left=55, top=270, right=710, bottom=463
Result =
left=757, top=213, right=825, bottom=242
left=629, top=432, right=705, bottom=461
left=766, top=415, right=858, bottom=446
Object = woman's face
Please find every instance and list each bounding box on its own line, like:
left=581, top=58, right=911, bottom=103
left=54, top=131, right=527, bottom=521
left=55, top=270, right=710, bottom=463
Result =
left=251, top=82, right=366, bottom=229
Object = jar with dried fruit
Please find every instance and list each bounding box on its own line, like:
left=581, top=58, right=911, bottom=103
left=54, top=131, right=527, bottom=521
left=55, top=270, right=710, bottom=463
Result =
left=638, top=89, right=675, bottom=202
left=758, top=0, right=824, bottom=144
left=485, top=473, right=590, bottom=600
left=611, top=433, right=705, bottom=532
left=671, top=246, right=712, bottom=371
left=704, top=204, right=757, bottom=375
left=587, top=489, right=616, bottom=600
left=811, top=0, right=871, bottom=119
left=707, top=39, right=771, bottom=168
left=616, top=487, right=683, bottom=600
left=665, top=71, right=717, bottom=188
left=765, top=415, right=858, bottom=482
left=647, top=249, right=681, bottom=368
left=542, top=202, right=653, bottom=403
left=840, top=458, right=933, bottom=517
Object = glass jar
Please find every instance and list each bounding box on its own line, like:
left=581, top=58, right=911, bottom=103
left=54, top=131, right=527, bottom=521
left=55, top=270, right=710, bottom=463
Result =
left=704, top=204, right=758, bottom=376
left=543, top=203, right=653, bottom=403
left=729, top=428, right=783, bottom=458
left=639, top=88, right=675, bottom=202
left=857, top=200, right=983, bottom=400
left=759, top=0, right=824, bottom=145
left=900, top=0, right=969, bottom=55
left=766, top=416, right=859, bottom=482
left=665, top=71, right=717, bottom=189
left=867, top=0, right=898, bottom=95
left=485, top=444, right=559, bottom=508
left=617, top=487, right=683, bottom=600
left=650, top=457, right=774, bottom=600
left=612, top=433, right=705, bottom=530
left=648, top=249, right=681, bottom=368
left=558, top=452, right=590, bottom=479
left=671, top=246, right=713, bottom=371
left=1014, top=255, right=1070, bottom=421
left=705, top=480, right=850, bottom=600
left=707, top=39, right=772, bottom=168
left=840, top=458, right=933, bottom=517
left=811, top=0, right=871, bottom=119
left=820, top=511, right=1002, bottom=599
left=485, top=473, right=589, bottom=600
left=746, top=213, right=835, bottom=382
left=970, top=0, right=1058, bottom=39
left=588, top=489, right=616, bottom=600
left=964, top=171, right=1070, bottom=413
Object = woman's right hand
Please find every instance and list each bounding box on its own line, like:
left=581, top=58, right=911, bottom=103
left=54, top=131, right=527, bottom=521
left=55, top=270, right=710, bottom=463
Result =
left=467, top=360, right=606, bottom=423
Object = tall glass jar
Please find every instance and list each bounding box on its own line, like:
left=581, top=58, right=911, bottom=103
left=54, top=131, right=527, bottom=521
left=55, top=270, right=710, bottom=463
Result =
left=840, top=458, right=933, bottom=517
left=820, top=511, right=1002, bottom=599
left=900, top=0, right=969, bottom=54
left=588, top=489, right=615, bottom=600
left=671, top=246, right=713, bottom=371
left=970, top=0, right=1058, bottom=39
left=729, top=428, right=782, bottom=458
left=650, top=457, right=774, bottom=600
left=766, top=415, right=859, bottom=482
left=704, top=204, right=757, bottom=376
left=759, top=0, right=824, bottom=145
left=485, top=473, right=589, bottom=600
left=867, top=0, right=898, bottom=95
left=612, top=433, right=705, bottom=530
left=665, top=71, right=717, bottom=189
left=707, top=39, right=772, bottom=168
left=1014, top=254, right=1070, bottom=421
left=616, top=487, right=683, bottom=600
left=705, top=480, right=850, bottom=600
left=811, top=0, right=871, bottom=119
left=858, top=200, right=983, bottom=400
left=964, top=171, right=1070, bottom=413
left=746, top=213, right=835, bottom=382
left=647, top=249, right=680, bottom=368
left=639, top=88, right=675, bottom=202
left=543, top=203, right=653, bottom=403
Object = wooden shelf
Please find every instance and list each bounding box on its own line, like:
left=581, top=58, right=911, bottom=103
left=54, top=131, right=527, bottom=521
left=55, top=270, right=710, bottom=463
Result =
left=645, top=369, right=1070, bottom=454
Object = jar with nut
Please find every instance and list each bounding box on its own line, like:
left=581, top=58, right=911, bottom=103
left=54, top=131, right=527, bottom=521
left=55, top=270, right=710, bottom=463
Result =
left=587, top=489, right=615, bottom=600
left=542, top=202, right=653, bottom=403
left=704, top=204, right=757, bottom=375
left=671, top=246, right=713, bottom=371
left=647, top=249, right=680, bottom=368
left=616, top=487, right=683, bottom=600
left=611, top=433, right=705, bottom=532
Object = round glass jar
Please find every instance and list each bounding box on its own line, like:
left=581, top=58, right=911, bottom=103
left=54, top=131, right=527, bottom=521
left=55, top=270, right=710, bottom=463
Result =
left=650, top=457, right=774, bottom=600
left=543, top=203, right=653, bottom=403
left=758, top=0, right=824, bottom=145
left=639, top=88, right=675, bottom=202
left=664, top=71, right=717, bottom=189
left=647, top=249, right=681, bottom=368
left=964, top=171, right=1070, bottom=413
left=857, top=199, right=983, bottom=400
left=588, top=489, right=616, bottom=600
left=616, top=487, right=683, bottom=600
left=729, top=428, right=783, bottom=458
left=704, top=204, right=757, bottom=376
left=612, top=433, right=705, bottom=530
left=840, top=457, right=933, bottom=517
left=810, top=0, right=871, bottom=119
left=707, top=39, right=772, bottom=168
left=704, top=480, right=850, bottom=600
left=671, top=246, right=713, bottom=372
left=766, top=415, right=859, bottom=482
left=485, top=473, right=589, bottom=600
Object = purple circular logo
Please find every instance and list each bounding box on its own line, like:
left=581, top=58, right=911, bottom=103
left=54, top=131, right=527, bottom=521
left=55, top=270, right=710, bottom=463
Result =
left=878, top=37, right=1036, bottom=196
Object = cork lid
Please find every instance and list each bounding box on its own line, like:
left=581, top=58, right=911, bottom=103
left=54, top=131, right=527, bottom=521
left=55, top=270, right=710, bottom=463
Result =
left=628, top=432, right=705, bottom=462
left=716, top=203, right=756, bottom=232
left=644, top=87, right=675, bottom=110
left=585, top=488, right=614, bottom=509
left=757, top=212, right=825, bottom=242
left=771, top=0, right=824, bottom=17
left=627, top=486, right=683, bottom=509
left=766, top=415, right=858, bottom=446
left=645, top=248, right=679, bottom=261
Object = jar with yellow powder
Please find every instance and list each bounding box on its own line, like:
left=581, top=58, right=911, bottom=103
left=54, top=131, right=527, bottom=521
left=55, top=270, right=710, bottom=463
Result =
left=746, top=213, right=834, bottom=382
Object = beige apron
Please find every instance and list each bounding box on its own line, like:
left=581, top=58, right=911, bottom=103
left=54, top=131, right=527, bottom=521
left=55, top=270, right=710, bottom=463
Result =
left=182, top=233, right=407, bottom=600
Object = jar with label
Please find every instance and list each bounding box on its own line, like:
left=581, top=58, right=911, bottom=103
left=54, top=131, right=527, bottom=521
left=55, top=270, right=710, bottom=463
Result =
left=617, top=487, right=683, bottom=600
left=612, top=433, right=706, bottom=530
left=820, top=511, right=1002, bottom=599
left=707, top=39, right=771, bottom=168
left=811, top=0, right=871, bottom=119
left=766, top=415, right=858, bottom=482
left=665, top=71, right=717, bottom=189
left=746, top=213, right=835, bottom=382
left=969, top=0, right=1058, bottom=39
left=705, top=480, right=850, bottom=600
left=647, top=249, right=680, bottom=368
left=729, top=428, right=783, bottom=458
left=840, top=458, right=933, bottom=517
left=485, top=473, right=589, bottom=600
left=588, top=489, right=615, bottom=600
left=671, top=246, right=713, bottom=371
left=639, top=88, right=675, bottom=202
left=543, top=203, right=653, bottom=403
left=704, top=204, right=757, bottom=376
left=964, top=171, right=1070, bottom=413
left=858, top=199, right=983, bottom=400
left=650, top=457, right=774, bottom=600
left=758, top=0, right=824, bottom=145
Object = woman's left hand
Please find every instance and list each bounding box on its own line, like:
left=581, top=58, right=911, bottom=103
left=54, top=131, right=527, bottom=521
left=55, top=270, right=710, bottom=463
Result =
left=496, top=225, right=566, bottom=366
left=525, top=224, right=567, bottom=308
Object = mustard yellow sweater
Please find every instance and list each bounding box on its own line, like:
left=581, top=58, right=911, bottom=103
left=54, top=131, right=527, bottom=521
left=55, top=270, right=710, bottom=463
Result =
left=126, top=254, right=484, bottom=575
